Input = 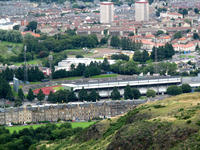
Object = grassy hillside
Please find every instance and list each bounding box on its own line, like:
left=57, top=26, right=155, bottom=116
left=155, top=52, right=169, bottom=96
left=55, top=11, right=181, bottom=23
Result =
left=39, top=93, right=200, bottom=150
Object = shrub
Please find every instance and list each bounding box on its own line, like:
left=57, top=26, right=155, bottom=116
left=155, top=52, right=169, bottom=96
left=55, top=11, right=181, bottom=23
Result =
left=146, top=89, right=156, bottom=98
left=181, top=84, right=192, bottom=93
left=153, top=105, right=166, bottom=109
left=186, top=120, right=192, bottom=124
left=167, top=85, right=182, bottom=95
left=196, top=121, right=200, bottom=126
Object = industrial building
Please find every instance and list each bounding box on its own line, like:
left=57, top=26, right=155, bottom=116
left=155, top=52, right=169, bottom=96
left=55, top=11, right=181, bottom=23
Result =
left=54, top=58, right=115, bottom=71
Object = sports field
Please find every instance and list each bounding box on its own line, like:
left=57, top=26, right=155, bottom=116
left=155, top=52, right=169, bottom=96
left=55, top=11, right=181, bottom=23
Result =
left=6, top=121, right=95, bottom=133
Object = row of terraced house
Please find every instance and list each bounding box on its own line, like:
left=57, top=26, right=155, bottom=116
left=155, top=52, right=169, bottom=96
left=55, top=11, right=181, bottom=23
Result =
left=0, top=100, right=146, bottom=125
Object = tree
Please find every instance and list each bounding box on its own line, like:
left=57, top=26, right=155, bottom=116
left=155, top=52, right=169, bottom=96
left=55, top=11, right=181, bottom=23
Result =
left=111, top=87, right=121, bottom=100
left=151, top=43, right=175, bottom=61
left=167, top=85, right=182, bottom=96
left=133, top=50, right=149, bottom=63
left=37, top=89, right=45, bottom=101
left=155, top=30, right=164, bottom=36
left=111, top=54, right=129, bottom=61
left=181, top=84, right=191, bottom=93
left=146, top=89, right=156, bottom=98
left=14, top=98, right=22, bottom=107
left=66, top=29, right=76, bottom=36
left=26, top=21, right=38, bottom=31
left=133, top=50, right=143, bottom=62
left=27, top=89, right=35, bottom=101
left=178, top=8, right=188, bottom=17
left=100, top=37, right=108, bottom=45
left=76, top=54, right=84, bottom=58
left=0, top=29, right=23, bottom=43
left=55, top=89, right=69, bottom=103
left=47, top=91, right=56, bottom=103
left=173, top=31, right=182, bottom=39
left=67, top=91, right=77, bottom=102
left=101, top=58, right=110, bottom=72
left=193, top=33, right=199, bottom=40
left=121, top=37, right=133, bottom=50
left=13, top=25, right=20, bottom=30
left=124, top=85, right=133, bottom=100
left=110, top=36, right=120, bottom=48
left=83, top=68, right=90, bottom=78
left=194, top=8, right=199, bottom=14
left=195, top=87, right=200, bottom=92
left=88, top=90, right=100, bottom=102
left=132, top=88, right=141, bottom=99
left=142, top=50, right=150, bottom=62
left=0, top=76, right=13, bottom=100
left=78, top=87, right=88, bottom=101
left=18, top=88, right=25, bottom=101
left=128, top=32, right=134, bottom=36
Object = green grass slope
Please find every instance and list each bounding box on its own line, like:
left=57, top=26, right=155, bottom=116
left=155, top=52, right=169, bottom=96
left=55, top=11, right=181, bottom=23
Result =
left=0, top=41, right=23, bottom=59
left=40, top=93, right=200, bottom=150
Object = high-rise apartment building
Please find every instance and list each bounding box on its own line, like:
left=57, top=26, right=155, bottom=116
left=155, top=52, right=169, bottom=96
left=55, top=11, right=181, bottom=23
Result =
left=135, top=0, right=149, bottom=22
left=100, top=2, right=114, bottom=24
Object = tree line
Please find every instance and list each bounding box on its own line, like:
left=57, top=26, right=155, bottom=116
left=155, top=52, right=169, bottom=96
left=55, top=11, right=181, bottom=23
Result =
left=52, top=61, right=102, bottom=79
left=110, top=36, right=142, bottom=51
left=110, top=36, right=175, bottom=62
left=0, top=66, right=44, bottom=82
left=52, top=58, right=179, bottom=79
left=47, top=88, right=100, bottom=103
left=24, top=33, right=98, bottom=58
left=0, top=122, right=83, bottom=150
left=166, top=84, right=192, bottom=96
left=47, top=85, right=156, bottom=103
left=0, top=29, right=23, bottom=43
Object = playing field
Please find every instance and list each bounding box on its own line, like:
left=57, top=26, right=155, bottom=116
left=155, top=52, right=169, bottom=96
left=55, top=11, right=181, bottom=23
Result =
left=6, top=121, right=95, bottom=133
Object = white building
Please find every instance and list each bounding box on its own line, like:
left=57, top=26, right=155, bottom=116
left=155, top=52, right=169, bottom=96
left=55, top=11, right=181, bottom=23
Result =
left=55, top=58, right=115, bottom=71
left=0, top=18, right=19, bottom=30
left=62, top=76, right=181, bottom=97
left=135, top=0, right=149, bottom=22
left=100, top=2, right=114, bottom=24
left=160, top=12, right=183, bottom=19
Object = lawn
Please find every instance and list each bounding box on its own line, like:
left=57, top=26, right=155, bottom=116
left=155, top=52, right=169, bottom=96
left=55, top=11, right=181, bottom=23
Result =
left=6, top=121, right=95, bottom=133
left=63, top=49, right=84, bottom=56
left=14, top=59, right=42, bottom=66
left=0, top=41, right=23, bottom=59
left=91, top=74, right=118, bottom=79
left=180, top=55, right=187, bottom=58
left=179, top=55, right=195, bottom=59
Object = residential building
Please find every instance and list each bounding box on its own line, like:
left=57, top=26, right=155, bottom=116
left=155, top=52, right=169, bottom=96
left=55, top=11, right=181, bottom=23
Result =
left=100, top=2, right=114, bottom=24
left=0, top=100, right=144, bottom=125
left=135, top=0, right=149, bottom=22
